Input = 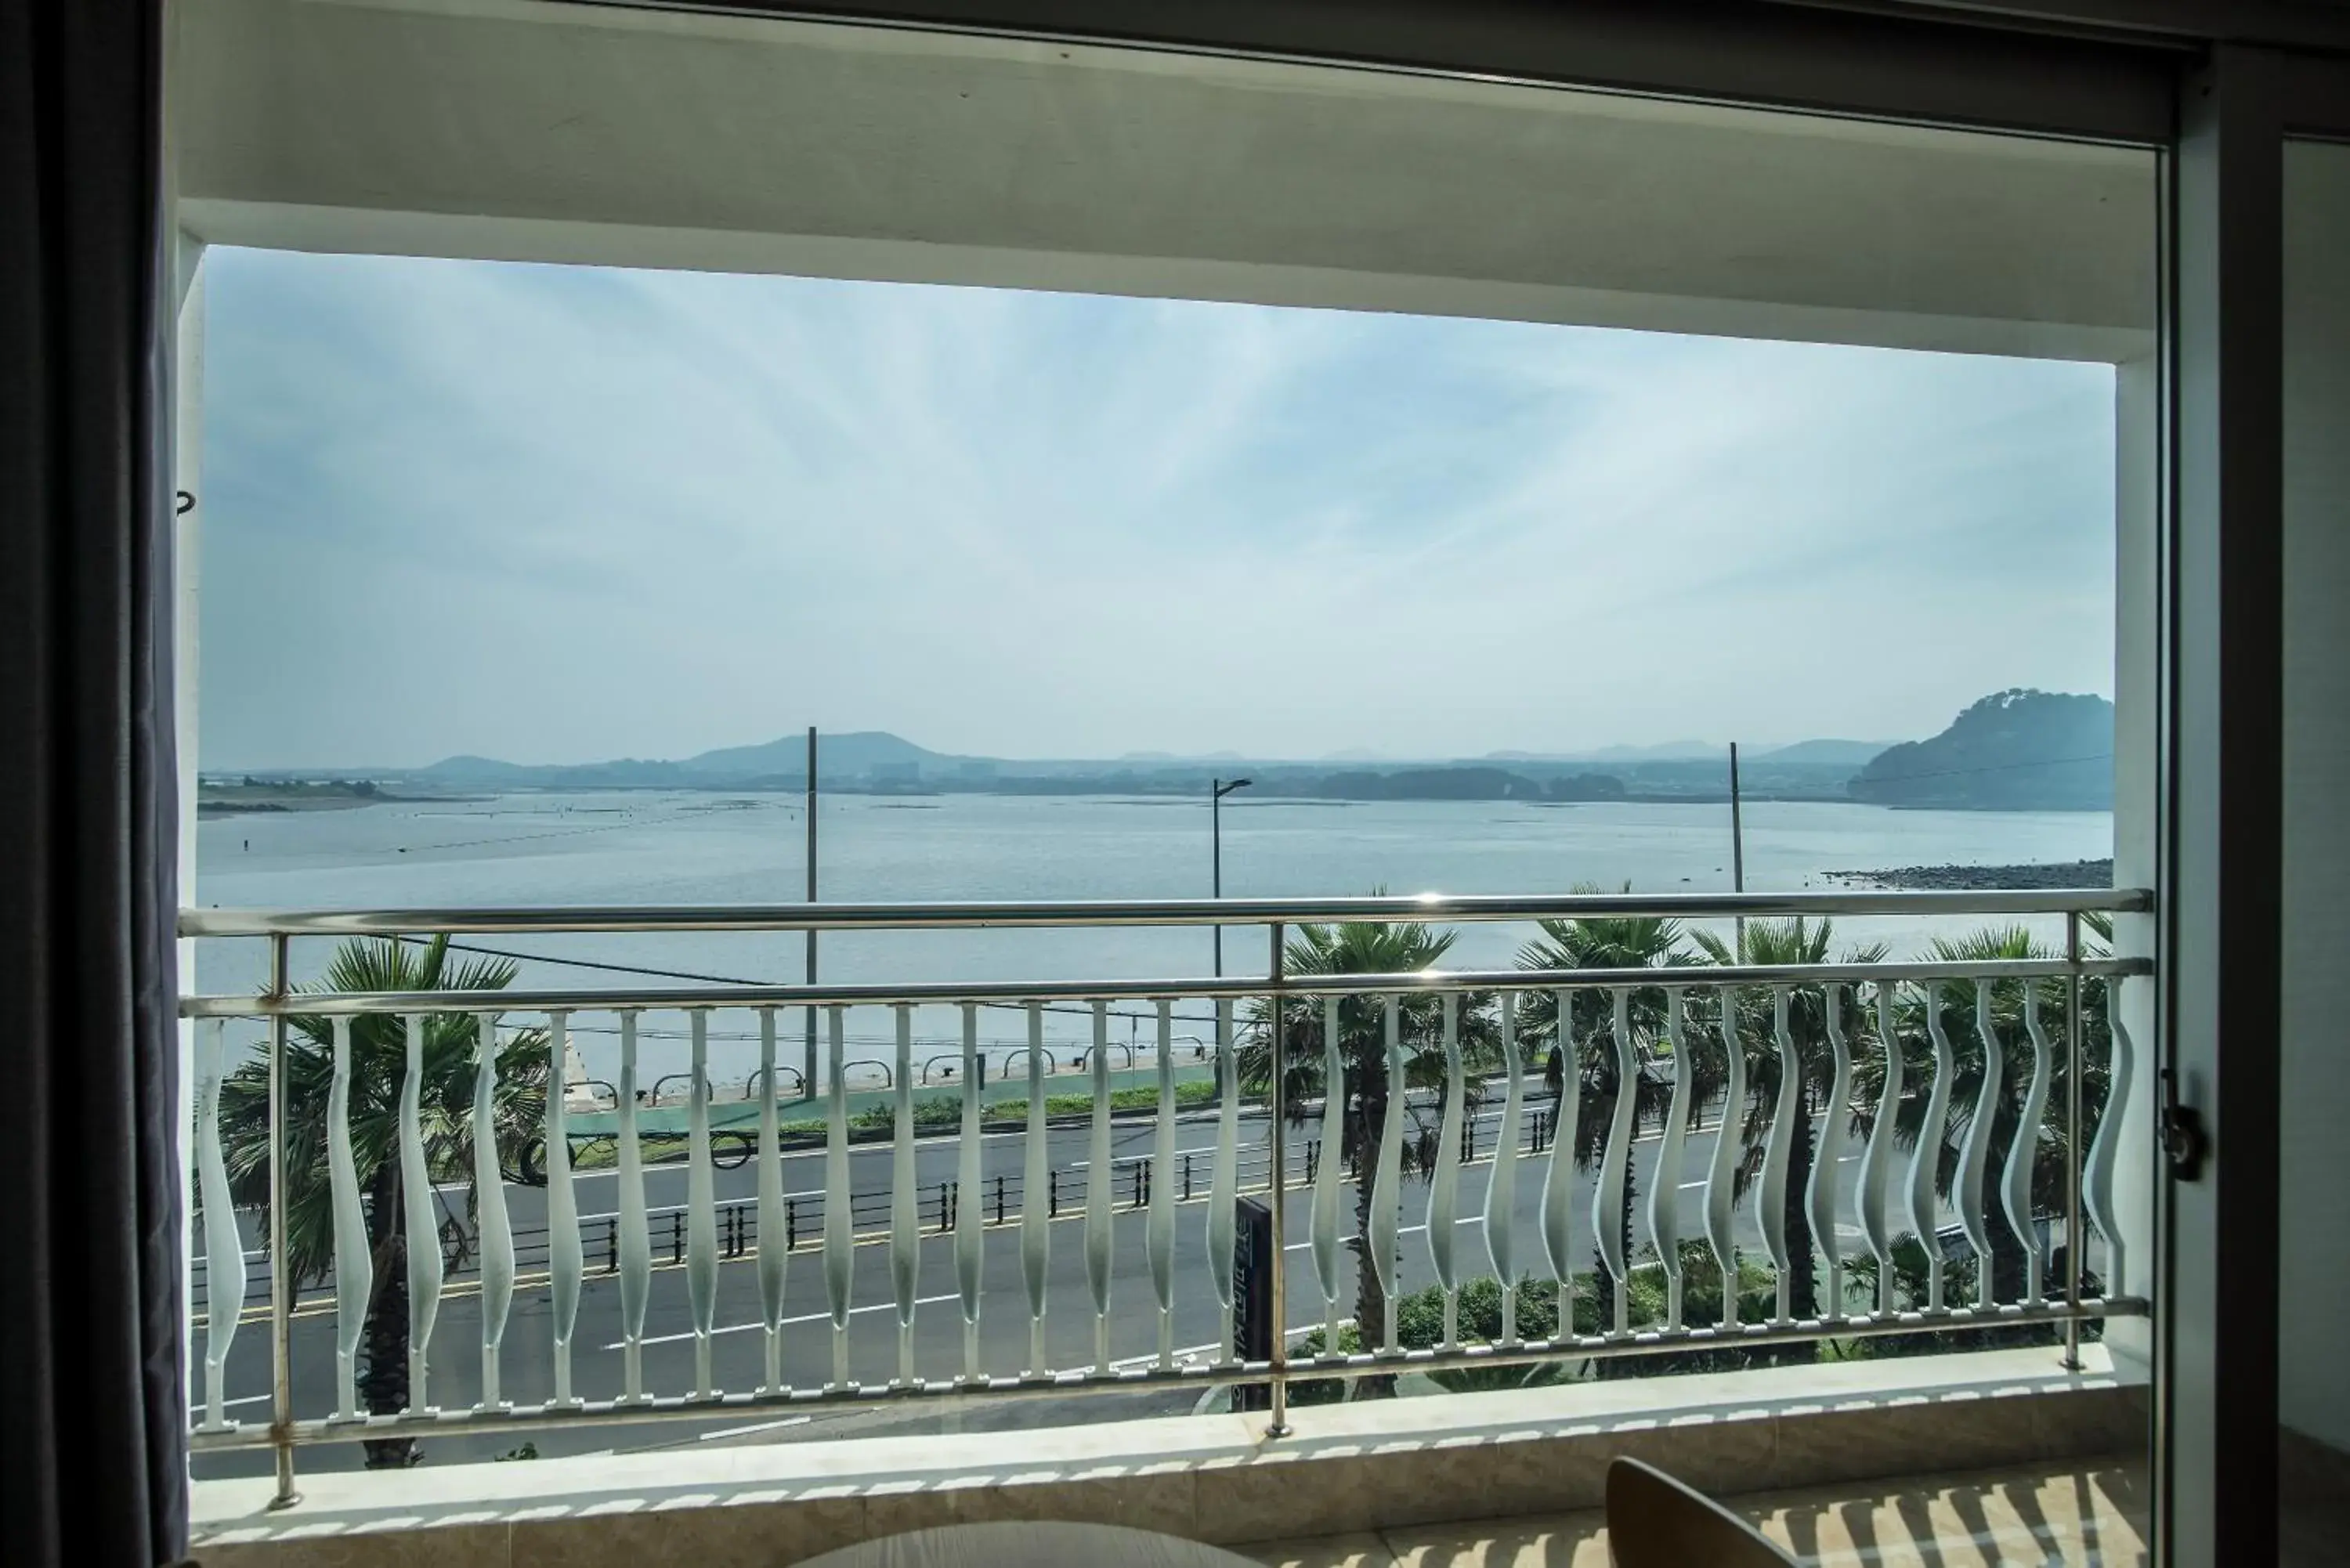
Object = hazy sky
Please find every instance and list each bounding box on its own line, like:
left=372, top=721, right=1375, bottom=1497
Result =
left=198, top=248, right=2116, bottom=771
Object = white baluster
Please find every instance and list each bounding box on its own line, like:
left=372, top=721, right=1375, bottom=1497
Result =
left=687, top=1011, right=719, bottom=1397
left=1807, top=985, right=1853, bottom=1321
left=1368, top=997, right=1407, bottom=1353
left=472, top=1012, right=515, bottom=1410
left=399, top=1013, right=444, bottom=1411
left=1311, top=997, right=1347, bottom=1356
left=1911, top=985, right=1957, bottom=1311
left=1483, top=993, right=1524, bottom=1345
left=545, top=1013, right=583, bottom=1407
left=1541, top=993, right=1582, bottom=1339
left=1021, top=1003, right=1051, bottom=1377
left=2084, top=978, right=2134, bottom=1298
left=1593, top=989, right=1639, bottom=1336
left=1208, top=1000, right=1240, bottom=1364
left=1956, top=981, right=2005, bottom=1309
left=326, top=1017, right=371, bottom=1422
left=616, top=1011, right=652, bottom=1401
left=1085, top=1002, right=1115, bottom=1373
left=825, top=1006, right=855, bottom=1388
left=956, top=1004, right=985, bottom=1381
left=891, top=1005, right=920, bottom=1386
left=1855, top=984, right=1905, bottom=1317
left=1705, top=987, right=1748, bottom=1331
left=756, top=1009, right=788, bottom=1395
left=2005, top=979, right=2054, bottom=1306
left=1148, top=1000, right=1179, bottom=1369
left=1426, top=994, right=1466, bottom=1348
left=1756, top=988, right=1799, bottom=1324
left=194, top=1021, right=244, bottom=1431
left=1647, top=989, right=1691, bottom=1331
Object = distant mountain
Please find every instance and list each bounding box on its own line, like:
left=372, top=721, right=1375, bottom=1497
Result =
left=1485, top=740, right=1725, bottom=764
left=405, top=718, right=2052, bottom=804
left=416, top=730, right=954, bottom=788
left=1263, top=766, right=1560, bottom=803
left=1114, top=749, right=1248, bottom=763
left=682, top=731, right=943, bottom=779
left=1753, top=738, right=1896, bottom=768
left=416, top=753, right=695, bottom=788
left=1848, top=691, right=2111, bottom=811
left=418, top=753, right=536, bottom=783
left=1582, top=739, right=1724, bottom=763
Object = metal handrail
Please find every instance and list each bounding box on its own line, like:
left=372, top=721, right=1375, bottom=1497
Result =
left=176, top=885, right=2148, bottom=938
left=181, top=889, right=2152, bottom=1494
left=181, top=954, right=2147, bottom=1018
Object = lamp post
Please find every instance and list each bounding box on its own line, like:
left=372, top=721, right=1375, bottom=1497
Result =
left=1212, top=776, right=1253, bottom=975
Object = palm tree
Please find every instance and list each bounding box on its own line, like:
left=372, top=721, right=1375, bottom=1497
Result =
left=1241, top=911, right=1494, bottom=1397
left=1690, top=917, right=1886, bottom=1328
left=216, top=936, right=546, bottom=1466
left=1515, top=886, right=1704, bottom=1344
left=1851, top=920, right=2113, bottom=1317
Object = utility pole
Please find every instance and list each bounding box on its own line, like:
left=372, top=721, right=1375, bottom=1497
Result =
left=804, top=725, right=818, bottom=1100
left=1728, top=741, right=1747, bottom=957
left=1211, top=776, right=1253, bottom=975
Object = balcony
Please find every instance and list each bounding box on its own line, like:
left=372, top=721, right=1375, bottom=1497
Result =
left=179, top=889, right=2152, bottom=1566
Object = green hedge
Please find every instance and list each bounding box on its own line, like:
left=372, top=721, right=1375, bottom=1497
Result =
left=1286, top=1248, right=1789, bottom=1404
left=990, top=1079, right=1220, bottom=1120
left=826, top=1078, right=1218, bottom=1134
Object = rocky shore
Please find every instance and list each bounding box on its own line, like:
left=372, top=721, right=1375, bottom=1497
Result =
left=1824, top=857, right=2113, bottom=891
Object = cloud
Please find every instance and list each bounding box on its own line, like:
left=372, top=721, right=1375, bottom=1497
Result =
left=198, top=249, right=2115, bottom=770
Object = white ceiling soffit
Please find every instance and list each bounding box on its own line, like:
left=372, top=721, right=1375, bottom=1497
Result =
left=173, top=0, right=2158, bottom=361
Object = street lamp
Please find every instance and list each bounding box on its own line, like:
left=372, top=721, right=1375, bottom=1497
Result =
left=1211, top=776, right=1253, bottom=976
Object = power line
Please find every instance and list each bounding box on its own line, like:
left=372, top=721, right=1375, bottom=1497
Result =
left=396, top=934, right=768, bottom=988
left=388, top=934, right=1224, bottom=1029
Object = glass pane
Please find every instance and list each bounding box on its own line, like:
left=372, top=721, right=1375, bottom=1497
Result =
left=2280, top=132, right=2350, bottom=1565
left=176, top=13, right=2157, bottom=1552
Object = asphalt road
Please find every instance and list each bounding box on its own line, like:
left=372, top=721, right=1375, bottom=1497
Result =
left=190, top=1100, right=1934, bottom=1479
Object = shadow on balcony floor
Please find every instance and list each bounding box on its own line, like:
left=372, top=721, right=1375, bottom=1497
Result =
left=1235, top=1453, right=2149, bottom=1567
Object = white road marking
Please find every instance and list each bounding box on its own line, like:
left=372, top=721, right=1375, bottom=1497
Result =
left=1108, top=1321, right=1343, bottom=1369
left=1285, top=1216, right=1486, bottom=1252
left=186, top=1393, right=273, bottom=1414
left=609, top=1292, right=963, bottom=1350
left=696, top=1414, right=812, bottom=1441
left=1071, top=1148, right=1219, bottom=1170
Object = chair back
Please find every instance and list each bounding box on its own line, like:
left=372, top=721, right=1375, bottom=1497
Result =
left=1604, top=1457, right=1799, bottom=1568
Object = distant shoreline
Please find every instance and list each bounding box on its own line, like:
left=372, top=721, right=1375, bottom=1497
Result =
left=1824, top=858, right=2113, bottom=891
left=197, top=779, right=2122, bottom=816
left=198, top=784, right=481, bottom=817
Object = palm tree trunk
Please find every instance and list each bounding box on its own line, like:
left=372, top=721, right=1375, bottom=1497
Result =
left=1983, top=1116, right=2031, bottom=1306
left=1351, top=1091, right=1395, bottom=1400
left=1751, top=1104, right=1822, bottom=1368
left=1590, top=1143, right=1639, bottom=1378
left=1785, top=1104, right=1819, bottom=1323
left=360, top=1162, right=418, bottom=1468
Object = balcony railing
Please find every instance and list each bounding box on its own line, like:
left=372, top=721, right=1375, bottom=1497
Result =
left=179, top=887, right=2149, bottom=1508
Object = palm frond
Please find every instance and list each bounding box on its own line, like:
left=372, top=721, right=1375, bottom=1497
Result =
left=215, top=936, right=547, bottom=1288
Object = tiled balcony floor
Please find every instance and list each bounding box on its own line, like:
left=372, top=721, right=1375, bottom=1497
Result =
left=1235, top=1454, right=2151, bottom=1567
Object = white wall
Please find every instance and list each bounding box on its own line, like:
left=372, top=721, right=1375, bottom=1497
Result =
left=2280, top=136, right=2350, bottom=1456
left=173, top=0, right=2153, bottom=362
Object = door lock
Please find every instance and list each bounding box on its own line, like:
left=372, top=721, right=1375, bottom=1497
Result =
left=2158, top=1067, right=2208, bottom=1183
